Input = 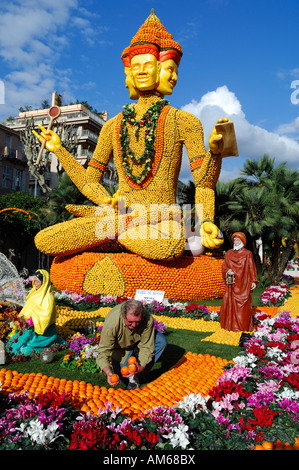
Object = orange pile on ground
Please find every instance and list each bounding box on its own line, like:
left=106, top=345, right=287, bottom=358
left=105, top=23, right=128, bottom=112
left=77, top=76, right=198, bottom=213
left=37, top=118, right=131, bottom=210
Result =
left=254, top=439, right=299, bottom=451
left=0, top=352, right=230, bottom=421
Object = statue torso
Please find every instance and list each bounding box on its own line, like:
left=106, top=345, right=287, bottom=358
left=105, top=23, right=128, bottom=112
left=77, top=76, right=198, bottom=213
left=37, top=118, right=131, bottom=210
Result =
left=111, top=98, right=184, bottom=207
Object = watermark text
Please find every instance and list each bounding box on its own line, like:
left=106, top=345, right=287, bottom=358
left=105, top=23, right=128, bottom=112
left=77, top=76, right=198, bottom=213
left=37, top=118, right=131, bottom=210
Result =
left=94, top=199, right=205, bottom=242
left=291, top=80, right=299, bottom=105
left=0, top=80, right=4, bottom=104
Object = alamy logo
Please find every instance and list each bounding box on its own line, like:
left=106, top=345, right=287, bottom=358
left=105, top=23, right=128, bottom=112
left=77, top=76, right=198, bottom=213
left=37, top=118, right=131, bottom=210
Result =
left=291, top=80, right=299, bottom=105
left=94, top=200, right=204, bottom=241
left=0, top=80, right=4, bottom=104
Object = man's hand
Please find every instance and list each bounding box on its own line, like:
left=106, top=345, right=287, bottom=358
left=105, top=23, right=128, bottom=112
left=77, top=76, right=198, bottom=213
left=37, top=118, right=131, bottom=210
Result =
left=103, top=366, right=120, bottom=387
left=208, top=117, right=229, bottom=154
left=32, top=124, right=61, bottom=153
left=127, top=362, right=144, bottom=377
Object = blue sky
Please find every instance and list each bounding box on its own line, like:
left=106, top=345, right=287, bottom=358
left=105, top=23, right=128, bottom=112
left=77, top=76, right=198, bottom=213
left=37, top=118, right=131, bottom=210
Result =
left=0, top=0, right=298, bottom=183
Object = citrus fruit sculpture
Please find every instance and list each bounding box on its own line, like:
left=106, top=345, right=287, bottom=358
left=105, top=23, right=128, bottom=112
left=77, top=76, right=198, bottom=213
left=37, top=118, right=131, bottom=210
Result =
left=33, top=10, right=237, bottom=300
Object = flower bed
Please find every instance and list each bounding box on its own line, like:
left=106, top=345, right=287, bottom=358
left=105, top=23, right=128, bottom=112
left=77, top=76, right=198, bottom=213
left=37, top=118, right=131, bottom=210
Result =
left=260, top=283, right=290, bottom=307
left=1, top=287, right=298, bottom=450
left=0, top=311, right=298, bottom=449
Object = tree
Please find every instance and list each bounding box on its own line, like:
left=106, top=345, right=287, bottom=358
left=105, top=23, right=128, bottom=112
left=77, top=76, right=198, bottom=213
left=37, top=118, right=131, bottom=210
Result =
left=43, top=172, right=92, bottom=225
left=216, top=155, right=299, bottom=285
left=20, top=116, right=52, bottom=194
left=0, top=192, right=47, bottom=269
left=20, top=117, right=79, bottom=195
left=41, top=99, right=50, bottom=109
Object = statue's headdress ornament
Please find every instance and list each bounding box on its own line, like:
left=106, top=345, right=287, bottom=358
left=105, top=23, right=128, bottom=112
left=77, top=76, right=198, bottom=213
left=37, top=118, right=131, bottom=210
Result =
left=123, top=9, right=182, bottom=66
left=121, top=46, right=131, bottom=67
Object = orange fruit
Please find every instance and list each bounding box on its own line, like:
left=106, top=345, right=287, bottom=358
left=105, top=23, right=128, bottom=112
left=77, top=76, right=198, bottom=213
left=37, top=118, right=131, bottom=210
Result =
left=128, top=364, right=137, bottom=373
left=254, top=445, right=265, bottom=450
left=262, top=441, right=274, bottom=450
left=121, top=366, right=129, bottom=376
left=110, top=374, right=119, bottom=384
left=81, top=404, right=91, bottom=413
left=128, top=356, right=137, bottom=365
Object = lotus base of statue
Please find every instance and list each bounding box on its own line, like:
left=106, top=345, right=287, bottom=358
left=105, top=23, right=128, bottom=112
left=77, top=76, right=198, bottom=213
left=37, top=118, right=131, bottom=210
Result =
left=50, top=251, right=225, bottom=301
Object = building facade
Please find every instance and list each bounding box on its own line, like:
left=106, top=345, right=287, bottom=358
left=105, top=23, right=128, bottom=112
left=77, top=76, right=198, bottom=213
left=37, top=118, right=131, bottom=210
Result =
left=7, top=93, right=115, bottom=195
left=0, top=123, right=29, bottom=196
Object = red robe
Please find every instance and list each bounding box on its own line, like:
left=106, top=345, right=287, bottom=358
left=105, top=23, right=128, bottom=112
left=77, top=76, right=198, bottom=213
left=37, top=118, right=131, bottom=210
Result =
left=220, top=247, right=257, bottom=332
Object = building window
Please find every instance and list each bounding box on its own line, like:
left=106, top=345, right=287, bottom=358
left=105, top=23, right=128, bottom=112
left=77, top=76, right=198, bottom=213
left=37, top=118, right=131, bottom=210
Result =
left=4, top=134, right=12, bottom=153
left=12, top=168, right=26, bottom=191
left=2, top=165, right=11, bottom=188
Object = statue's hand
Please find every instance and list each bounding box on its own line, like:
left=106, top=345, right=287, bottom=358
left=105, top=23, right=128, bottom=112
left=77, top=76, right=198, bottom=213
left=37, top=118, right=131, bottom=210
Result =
left=208, top=117, right=229, bottom=154
left=101, top=190, right=120, bottom=207
left=200, top=221, right=224, bottom=249
left=101, top=196, right=112, bottom=204
left=32, top=124, right=61, bottom=153
left=111, top=189, right=120, bottom=208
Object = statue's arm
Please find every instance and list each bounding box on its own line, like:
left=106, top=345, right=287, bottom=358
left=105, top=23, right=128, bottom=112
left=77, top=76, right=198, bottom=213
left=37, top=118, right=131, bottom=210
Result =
left=177, top=110, right=222, bottom=222
left=34, top=118, right=116, bottom=205
left=80, top=118, right=117, bottom=204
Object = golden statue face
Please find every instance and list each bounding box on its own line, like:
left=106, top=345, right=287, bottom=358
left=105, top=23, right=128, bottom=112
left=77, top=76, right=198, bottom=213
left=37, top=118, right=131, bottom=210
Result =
left=130, top=53, right=161, bottom=91
left=156, top=59, right=178, bottom=96
left=124, top=67, right=140, bottom=100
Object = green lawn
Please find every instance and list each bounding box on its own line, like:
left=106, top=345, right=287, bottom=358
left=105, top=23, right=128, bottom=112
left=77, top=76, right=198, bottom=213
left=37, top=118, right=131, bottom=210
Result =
left=2, top=290, right=265, bottom=388
left=3, top=326, right=239, bottom=387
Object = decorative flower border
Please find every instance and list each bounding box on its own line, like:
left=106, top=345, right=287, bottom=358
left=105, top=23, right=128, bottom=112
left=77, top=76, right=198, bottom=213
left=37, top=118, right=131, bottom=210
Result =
left=0, top=286, right=298, bottom=450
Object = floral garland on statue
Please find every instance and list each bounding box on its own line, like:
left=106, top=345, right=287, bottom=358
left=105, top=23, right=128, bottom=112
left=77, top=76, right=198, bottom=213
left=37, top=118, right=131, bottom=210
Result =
left=119, top=98, right=168, bottom=184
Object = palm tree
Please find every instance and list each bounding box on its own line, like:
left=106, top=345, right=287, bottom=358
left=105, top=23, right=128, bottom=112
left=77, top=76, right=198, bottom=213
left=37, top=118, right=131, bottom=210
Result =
left=43, top=173, right=119, bottom=227
left=218, top=183, right=279, bottom=274
left=216, top=155, right=299, bottom=284
left=43, top=172, right=92, bottom=225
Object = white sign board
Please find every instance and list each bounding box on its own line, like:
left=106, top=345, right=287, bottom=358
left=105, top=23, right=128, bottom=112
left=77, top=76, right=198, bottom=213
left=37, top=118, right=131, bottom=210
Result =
left=135, top=289, right=165, bottom=303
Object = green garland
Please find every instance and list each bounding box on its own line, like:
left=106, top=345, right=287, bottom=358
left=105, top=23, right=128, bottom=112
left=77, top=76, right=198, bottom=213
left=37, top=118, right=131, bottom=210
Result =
left=119, top=99, right=168, bottom=184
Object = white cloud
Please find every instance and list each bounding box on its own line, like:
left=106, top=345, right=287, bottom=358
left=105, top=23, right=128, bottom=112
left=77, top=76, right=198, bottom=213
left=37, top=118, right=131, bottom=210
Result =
left=178, top=85, right=299, bottom=183
left=0, top=1, right=77, bottom=65
left=0, top=0, right=107, bottom=120
left=275, top=117, right=299, bottom=138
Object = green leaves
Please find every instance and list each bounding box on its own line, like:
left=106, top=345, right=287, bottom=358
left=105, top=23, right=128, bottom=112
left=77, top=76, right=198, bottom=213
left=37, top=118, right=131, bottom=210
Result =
left=216, top=154, right=299, bottom=284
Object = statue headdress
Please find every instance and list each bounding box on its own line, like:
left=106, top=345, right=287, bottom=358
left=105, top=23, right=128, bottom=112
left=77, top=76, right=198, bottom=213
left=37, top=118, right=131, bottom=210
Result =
left=121, top=46, right=131, bottom=67
left=123, top=9, right=182, bottom=66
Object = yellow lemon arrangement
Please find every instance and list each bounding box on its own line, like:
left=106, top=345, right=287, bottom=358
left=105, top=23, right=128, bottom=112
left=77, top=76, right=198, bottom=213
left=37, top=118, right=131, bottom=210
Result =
left=32, top=10, right=238, bottom=300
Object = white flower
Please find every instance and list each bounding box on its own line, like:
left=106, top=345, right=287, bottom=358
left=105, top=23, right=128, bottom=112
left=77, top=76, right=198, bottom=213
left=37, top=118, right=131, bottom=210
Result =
left=164, top=423, right=190, bottom=449
left=233, top=353, right=257, bottom=367
left=210, top=310, right=219, bottom=321
left=177, top=392, right=210, bottom=416
left=24, top=419, right=62, bottom=447
left=276, top=387, right=299, bottom=400
left=168, top=301, right=187, bottom=311
left=15, top=422, right=27, bottom=433
left=266, top=347, right=287, bottom=361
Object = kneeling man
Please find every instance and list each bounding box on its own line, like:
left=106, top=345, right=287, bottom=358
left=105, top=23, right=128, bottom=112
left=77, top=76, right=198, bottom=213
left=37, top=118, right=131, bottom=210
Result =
left=97, top=300, right=167, bottom=389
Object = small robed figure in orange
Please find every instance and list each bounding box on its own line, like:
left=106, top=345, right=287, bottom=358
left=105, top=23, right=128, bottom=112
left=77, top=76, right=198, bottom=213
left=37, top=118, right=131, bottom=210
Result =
left=220, top=232, right=258, bottom=345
